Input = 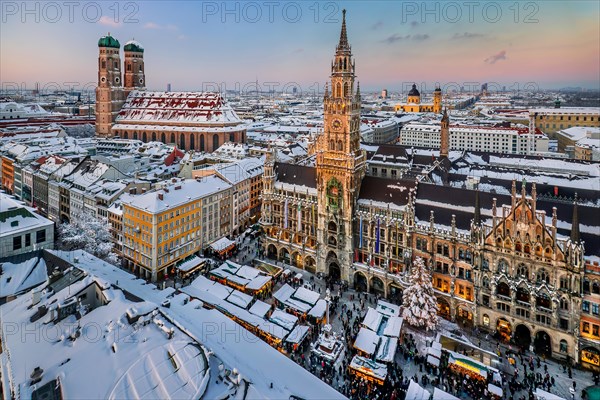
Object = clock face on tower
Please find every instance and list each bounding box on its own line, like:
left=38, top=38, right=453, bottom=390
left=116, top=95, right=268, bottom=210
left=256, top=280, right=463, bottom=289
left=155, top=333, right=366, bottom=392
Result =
left=332, top=118, right=342, bottom=131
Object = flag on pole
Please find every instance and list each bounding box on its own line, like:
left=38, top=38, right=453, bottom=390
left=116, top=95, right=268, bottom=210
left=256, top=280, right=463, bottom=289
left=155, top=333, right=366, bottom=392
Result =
left=284, top=198, right=289, bottom=229
left=375, top=217, right=380, bottom=254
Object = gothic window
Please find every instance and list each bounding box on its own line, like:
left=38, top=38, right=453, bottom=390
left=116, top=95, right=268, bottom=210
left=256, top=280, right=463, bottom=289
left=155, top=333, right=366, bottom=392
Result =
left=229, top=133, right=235, bottom=142
left=329, top=140, right=335, bottom=150
left=497, top=259, right=508, bottom=273
left=593, top=282, right=600, bottom=295
left=482, top=258, right=489, bottom=270
left=152, top=132, right=156, bottom=142
left=213, top=134, right=219, bottom=151
left=180, top=135, right=186, bottom=150
left=114, top=61, right=118, bottom=69
left=190, top=134, right=195, bottom=150
left=537, top=269, right=550, bottom=285
left=583, top=280, right=590, bottom=294
left=160, top=132, right=166, bottom=143
left=133, top=132, right=138, bottom=140
left=336, top=83, right=342, bottom=97
left=560, top=340, right=568, bottom=353
left=344, top=82, right=349, bottom=97
left=170, top=133, right=175, bottom=144
left=142, top=132, right=147, bottom=142
left=200, top=135, right=205, bottom=151
left=482, top=276, right=489, bottom=289
left=560, top=298, right=569, bottom=311
left=337, top=140, right=343, bottom=151
left=496, top=282, right=511, bottom=298
left=516, top=264, right=529, bottom=279
left=127, top=63, right=132, bottom=72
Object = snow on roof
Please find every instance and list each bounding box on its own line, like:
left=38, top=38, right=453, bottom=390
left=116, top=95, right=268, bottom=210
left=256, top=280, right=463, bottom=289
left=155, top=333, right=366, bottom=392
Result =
left=269, top=309, right=298, bottom=331
left=0, top=257, right=47, bottom=298
left=308, top=299, right=327, bottom=318
left=382, top=316, right=403, bottom=338
left=214, top=158, right=264, bottom=185
left=0, top=272, right=210, bottom=400
left=349, top=355, right=387, bottom=381
left=210, top=236, right=236, bottom=252
left=48, top=251, right=346, bottom=399
left=248, top=300, right=271, bottom=318
left=285, top=325, right=310, bottom=344
left=121, top=176, right=231, bottom=214
left=433, top=387, right=461, bottom=400
left=376, top=300, right=400, bottom=317
left=116, top=91, right=243, bottom=126
left=405, top=380, right=431, bottom=400
left=534, top=388, right=566, bottom=400
left=362, top=307, right=383, bottom=332
left=292, top=286, right=320, bottom=305
left=273, top=283, right=295, bottom=303
left=376, top=336, right=398, bottom=363
left=354, top=327, right=380, bottom=355
left=0, top=193, right=53, bottom=236
left=226, top=289, right=253, bottom=309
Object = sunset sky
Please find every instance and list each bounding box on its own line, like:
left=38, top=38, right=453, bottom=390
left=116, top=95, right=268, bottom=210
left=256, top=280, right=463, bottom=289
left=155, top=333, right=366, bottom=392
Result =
left=2, top=1, right=599, bottom=93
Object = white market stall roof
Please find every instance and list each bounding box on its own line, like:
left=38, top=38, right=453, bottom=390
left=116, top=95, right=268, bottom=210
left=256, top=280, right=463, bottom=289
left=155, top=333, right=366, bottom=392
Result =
left=349, top=355, right=387, bottom=382
left=293, top=287, right=320, bottom=305
left=176, top=256, right=207, bottom=273
left=248, top=300, right=271, bottom=318
left=210, top=237, right=235, bottom=252
left=534, top=388, right=566, bottom=400
left=427, top=354, right=440, bottom=367
left=433, top=387, right=460, bottom=400
left=308, top=299, right=327, bottom=319
left=285, top=325, right=310, bottom=344
left=376, top=336, right=398, bottom=363
left=427, top=346, right=442, bottom=359
left=226, top=290, right=253, bottom=309
left=274, top=284, right=321, bottom=314
left=375, top=300, right=400, bottom=317
left=362, top=307, right=383, bottom=332
left=382, top=316, right=403, bottom=338
left=488, top=383, right=503, bottom=397
left=270, top=309, right=298, bottom=331
left=405, top=379, right=430, bottom=400
left=354, top=327, right=380, bottom=355
left=273, top=283, right=295, bottom=303
left=245, top=275, right=271, bottom=291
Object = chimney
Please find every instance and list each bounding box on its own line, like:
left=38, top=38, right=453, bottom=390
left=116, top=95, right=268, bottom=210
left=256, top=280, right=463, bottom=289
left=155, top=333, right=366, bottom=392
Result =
left=158, top=193, right=164, bottom=201
left=129, top=188, right=136, bottom=195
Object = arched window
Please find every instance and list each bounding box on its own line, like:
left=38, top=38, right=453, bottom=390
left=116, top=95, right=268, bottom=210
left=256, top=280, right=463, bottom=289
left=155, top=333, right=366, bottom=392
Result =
left=516, top=264, right=529, bottom=279
left=537, top=269, right=550, bottom=285
left=229, top=132, right=235, bottom=142
left=559, top=339, right=568, bottom=353
left=133, top=132, right=138, bottom=140
left=328, top=221, right=337, bottom=233
left=151, top=132, right=156, bottom=142
left=337, top=140, right=343, bottom=151
left=497, top=259, right=508, bottom=274
left=482, top=276, right=489, bottom=289
left=344, top=82, right=349, bottom=97
left=213, top=134, right=219, bottom=151
left=142, top=132, right=147, bottom=142
left=180, top=134, right=186, bottom=150
left=189, top=134, right=195, bottom=150
left=497, top=281, right=511, bottom=298
left=593, top=282, right=600, bottom=295
left=560, top=298, right=569, bottom=311
left=482, top=258, right=489, bottom=270
left=170, top=133, right=175, bottom=144
left=336, top=83, right=342, bottom=97
left=161, top=132, right=166, bottom=143
left=200, top=135, right=205, bottom=152
left=329, top=140, right=335, bottom=150
left=123, top=132, right=128, bottom=139
left=584, top=280, right=590, bottom=294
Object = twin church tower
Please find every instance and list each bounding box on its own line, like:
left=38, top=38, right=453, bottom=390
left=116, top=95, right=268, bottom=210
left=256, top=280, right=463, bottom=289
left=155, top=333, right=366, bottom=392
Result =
left=95, top=35, right=145, bottom=137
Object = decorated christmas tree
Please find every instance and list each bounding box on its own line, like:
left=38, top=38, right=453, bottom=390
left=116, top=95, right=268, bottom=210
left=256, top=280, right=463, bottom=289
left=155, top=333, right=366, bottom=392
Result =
left=402, top=256, right=439, bottom=331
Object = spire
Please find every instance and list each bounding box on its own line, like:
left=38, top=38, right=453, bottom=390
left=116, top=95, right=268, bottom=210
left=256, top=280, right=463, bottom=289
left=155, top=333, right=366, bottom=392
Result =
left=337, top=9, right=349, bottom=50
left=441, top=107, right=449, bottom=124
left=571, top=193, right=580, bottom=243
left=474, top=188, right=481, bottom=225
left=356, top=81, right=361, bottom=99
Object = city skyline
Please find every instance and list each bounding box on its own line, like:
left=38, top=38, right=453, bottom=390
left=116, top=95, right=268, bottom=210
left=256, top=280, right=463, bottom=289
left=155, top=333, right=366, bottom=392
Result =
left=1, top=1, right=599, bottom=92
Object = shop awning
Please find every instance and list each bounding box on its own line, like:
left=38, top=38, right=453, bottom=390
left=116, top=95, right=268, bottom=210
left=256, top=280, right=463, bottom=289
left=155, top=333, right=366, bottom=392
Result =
left=448, top=352, right=488, bottom=379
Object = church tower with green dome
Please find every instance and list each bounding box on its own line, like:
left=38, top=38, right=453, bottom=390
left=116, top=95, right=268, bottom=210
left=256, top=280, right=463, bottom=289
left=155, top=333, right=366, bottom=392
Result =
left=95, top=33, right=125, bottom=137
left=124, top=40, right=146, bottom=97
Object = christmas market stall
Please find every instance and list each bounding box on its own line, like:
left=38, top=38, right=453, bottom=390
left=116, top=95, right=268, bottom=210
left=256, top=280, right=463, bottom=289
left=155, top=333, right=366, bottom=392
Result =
left=447, top=351, right=489, bottom=381
left=348, top=355, right=388, bottom=386
left=175, top=255, right=208, bottom=279
left=405, top=379, right=430, bottom=400
left=210, top=237, right=236, bottom=258
left=488, top=383, right=503, bottom=399
left=284, top=324, right=310, bottom=353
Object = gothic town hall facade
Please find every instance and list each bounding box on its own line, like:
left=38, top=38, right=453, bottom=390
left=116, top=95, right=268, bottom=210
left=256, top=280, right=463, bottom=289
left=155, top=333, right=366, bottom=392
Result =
left=260, top=11, right=595, bottom=367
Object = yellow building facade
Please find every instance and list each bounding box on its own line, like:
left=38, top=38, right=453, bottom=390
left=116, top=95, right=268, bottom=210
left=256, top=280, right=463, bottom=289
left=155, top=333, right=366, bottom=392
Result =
left=394, top=84, right=442, bottom=113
